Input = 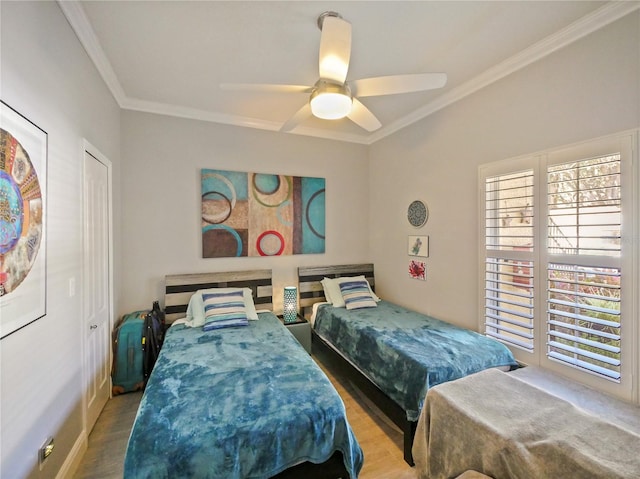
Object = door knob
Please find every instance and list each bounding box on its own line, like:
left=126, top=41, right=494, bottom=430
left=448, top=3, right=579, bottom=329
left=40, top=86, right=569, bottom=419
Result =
left=90, top=324, right=98, bottom=330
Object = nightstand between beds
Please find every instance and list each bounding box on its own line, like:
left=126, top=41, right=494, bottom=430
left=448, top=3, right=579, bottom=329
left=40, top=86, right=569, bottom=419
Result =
left=278, top=314, right=311, bottom=354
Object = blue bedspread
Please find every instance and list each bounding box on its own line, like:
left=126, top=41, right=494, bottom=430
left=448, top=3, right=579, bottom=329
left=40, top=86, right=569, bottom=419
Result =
left=314, top=301, right=518, bottom=421
left=124, top=312, right=363, bottom=479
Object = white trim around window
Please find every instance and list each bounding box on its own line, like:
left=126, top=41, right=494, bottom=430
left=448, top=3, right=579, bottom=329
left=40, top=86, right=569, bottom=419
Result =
left=478, top=130, right=638, bottom=403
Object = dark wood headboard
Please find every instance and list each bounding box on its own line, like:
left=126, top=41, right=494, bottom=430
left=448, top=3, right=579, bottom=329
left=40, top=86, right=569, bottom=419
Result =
left=164, top=269, right=273, bottom=324
left=297, top=264, right=375, bottom=319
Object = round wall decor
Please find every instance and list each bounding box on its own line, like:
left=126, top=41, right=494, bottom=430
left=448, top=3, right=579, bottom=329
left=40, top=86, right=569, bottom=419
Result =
left=0, top=127, right=44, bottom=295
left=407, top=200, right=428, bottom=227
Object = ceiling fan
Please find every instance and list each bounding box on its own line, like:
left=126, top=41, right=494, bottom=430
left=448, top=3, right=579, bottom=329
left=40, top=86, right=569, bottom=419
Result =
left=221, top=11, right=447, bottom=133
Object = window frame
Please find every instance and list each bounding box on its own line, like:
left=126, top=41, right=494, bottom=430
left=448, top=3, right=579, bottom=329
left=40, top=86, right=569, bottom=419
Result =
left=478, top=131, right=638, bottom=403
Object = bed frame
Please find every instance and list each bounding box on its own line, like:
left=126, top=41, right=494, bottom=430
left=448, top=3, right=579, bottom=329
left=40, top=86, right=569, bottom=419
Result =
left=163, top=269, right=350, bottom=479
left=164, top=269, right=274, bottom=324
left=298, top=264, right=417, bottom=466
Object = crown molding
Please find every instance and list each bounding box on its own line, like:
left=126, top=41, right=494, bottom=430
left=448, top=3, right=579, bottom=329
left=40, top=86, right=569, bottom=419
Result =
left=58, top=0, right=127, bottom=106
left=369, top=1, right=640, bottom=144
left=122, top=97, right=371, bottom=144
left=57, top=0, right=371, bottom=143
left=59, top=0, right=639, bottom=145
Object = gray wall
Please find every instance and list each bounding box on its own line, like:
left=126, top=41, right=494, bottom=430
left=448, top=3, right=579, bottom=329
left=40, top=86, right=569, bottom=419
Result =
left=368, top=12, right=639, bottom=391
left=119, top=111, right=370, bottom=316
left=0, top=2, right=121, bottom=478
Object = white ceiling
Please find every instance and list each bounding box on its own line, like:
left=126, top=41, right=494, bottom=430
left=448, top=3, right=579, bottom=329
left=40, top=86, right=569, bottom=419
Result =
left=60, top=1, right=637, bottom=144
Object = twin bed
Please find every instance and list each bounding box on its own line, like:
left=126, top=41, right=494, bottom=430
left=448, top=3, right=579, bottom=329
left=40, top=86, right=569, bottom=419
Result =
left=123, top=264, right=517, bottom=477
left=298, top=264, right=518, bottom=465
left=124, top=270, right=362, bottom=479
left=412, top=367, right=640, bottom=479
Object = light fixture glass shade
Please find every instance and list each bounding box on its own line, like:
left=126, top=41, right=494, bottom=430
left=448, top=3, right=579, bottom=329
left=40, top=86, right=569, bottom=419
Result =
left=283, top=286, right=298, bottom=323
left=310, top=92, right=352, bottom=120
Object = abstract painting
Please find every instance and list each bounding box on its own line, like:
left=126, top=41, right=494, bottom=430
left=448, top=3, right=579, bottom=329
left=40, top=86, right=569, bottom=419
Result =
left=201, top=169, right=325, bottom=257
left=1, top=102, right=47, bottom=339
left=409, top=260, right=426, bottom=281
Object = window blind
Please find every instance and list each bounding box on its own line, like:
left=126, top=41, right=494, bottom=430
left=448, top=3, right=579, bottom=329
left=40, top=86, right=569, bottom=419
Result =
left=546, top=154, right=622, bottom=380
left=484, top=170, right=535, bottom=350
left=547, top=155, right=621, bottom=256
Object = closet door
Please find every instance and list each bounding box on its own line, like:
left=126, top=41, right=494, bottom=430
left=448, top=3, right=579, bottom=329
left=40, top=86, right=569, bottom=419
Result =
left=83, top=149, right=112, bottom=434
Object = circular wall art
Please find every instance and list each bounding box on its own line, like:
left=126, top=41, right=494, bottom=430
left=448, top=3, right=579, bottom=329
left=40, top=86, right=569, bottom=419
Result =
left=0, top=127, right=44, bottom=295
left=407, top=200, right=428, bottom=228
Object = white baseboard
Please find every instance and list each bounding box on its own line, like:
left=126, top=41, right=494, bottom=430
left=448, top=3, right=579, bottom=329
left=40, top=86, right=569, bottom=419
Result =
left=56, top=431, right=88, bottom=479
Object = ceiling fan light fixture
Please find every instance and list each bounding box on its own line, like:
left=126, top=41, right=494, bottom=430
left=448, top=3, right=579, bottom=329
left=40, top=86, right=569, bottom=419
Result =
left=319, top=55, right=349, bottom=85
left=224, top=10, right=447, bottom=132
left=310, top=81, right=352, bottom=120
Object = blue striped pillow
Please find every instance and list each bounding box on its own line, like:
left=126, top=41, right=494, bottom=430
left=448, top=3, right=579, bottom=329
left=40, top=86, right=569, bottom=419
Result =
left=202, top=291, right=249, bottom=331
left=339, top=280, right=378, bottom=310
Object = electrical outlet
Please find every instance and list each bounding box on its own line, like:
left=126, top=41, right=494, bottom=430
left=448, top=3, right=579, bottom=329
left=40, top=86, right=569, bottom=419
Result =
left=39, top=437, right=54, bottom=469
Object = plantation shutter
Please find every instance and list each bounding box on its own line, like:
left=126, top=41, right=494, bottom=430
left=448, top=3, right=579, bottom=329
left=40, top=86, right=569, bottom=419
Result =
left=546, top=155, right=622, bottom=380
left=484, top=170, right=535, bottom=350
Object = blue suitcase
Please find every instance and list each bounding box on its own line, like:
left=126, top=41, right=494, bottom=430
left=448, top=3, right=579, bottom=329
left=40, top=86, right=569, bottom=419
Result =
left=111, top=310, right=147, bottom=395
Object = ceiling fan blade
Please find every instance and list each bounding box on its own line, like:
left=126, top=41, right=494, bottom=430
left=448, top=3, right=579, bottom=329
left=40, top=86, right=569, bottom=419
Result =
left=280, top=102, right=313, bottom=132
left=220, top=83, right=313, bottom=94
left=347, top=98, right=382, bottom=132
left=349, top=73, right=447, bottom=97
left=318, top=15, right=351, bottom=84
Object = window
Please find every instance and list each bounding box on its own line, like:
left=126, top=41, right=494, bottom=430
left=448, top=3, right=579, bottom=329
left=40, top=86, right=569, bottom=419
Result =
left=479, top=133, right=635, bottom=398
left=546, top=155, right=621, bottom=380
left=484, top=169, right=535, bottom=351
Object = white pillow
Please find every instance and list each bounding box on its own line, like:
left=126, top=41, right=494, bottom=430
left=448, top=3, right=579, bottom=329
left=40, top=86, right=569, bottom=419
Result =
left=322, top=276, right=380, bottom=308
left=321, top=277, right=335, bottom=304
left=185, top=287, right=259, bottom=327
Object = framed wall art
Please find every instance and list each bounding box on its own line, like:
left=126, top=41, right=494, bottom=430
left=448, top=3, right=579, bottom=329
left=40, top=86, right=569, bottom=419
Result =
left=408, top=260, right=426, bottom=281
left=201, top=169, right=325, bottom=257
left=408, top=235, right=429, bottom=257
left=0, top=102, right=48, bottom=339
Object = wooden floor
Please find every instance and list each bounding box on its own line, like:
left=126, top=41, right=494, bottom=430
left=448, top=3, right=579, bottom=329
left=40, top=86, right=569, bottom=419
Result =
left=74, top=348, right=417, bottom=479
left=74, top=390, right=143, bottom=479
left=314, top=348, right=417, bottom=479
